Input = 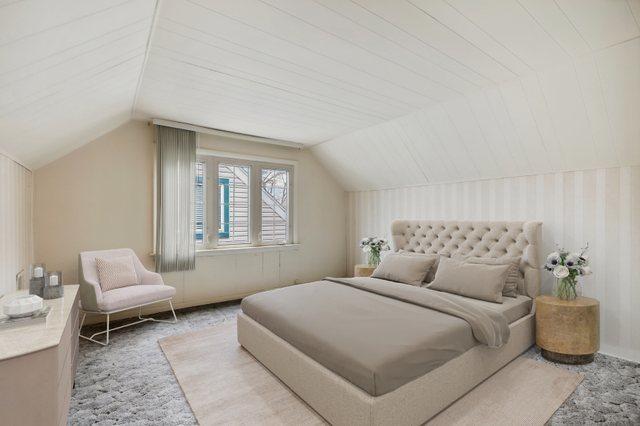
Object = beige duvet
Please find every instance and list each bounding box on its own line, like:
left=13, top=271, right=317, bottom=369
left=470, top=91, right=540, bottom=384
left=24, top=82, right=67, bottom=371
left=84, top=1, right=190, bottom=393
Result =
left=241, top=277, right=512, bottom=396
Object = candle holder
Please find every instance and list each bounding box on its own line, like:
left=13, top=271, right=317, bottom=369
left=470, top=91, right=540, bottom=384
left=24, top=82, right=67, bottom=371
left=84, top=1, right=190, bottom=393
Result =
left=43, top=271, right=64, bottom=300
left=29, top=263, right=47, bottom=297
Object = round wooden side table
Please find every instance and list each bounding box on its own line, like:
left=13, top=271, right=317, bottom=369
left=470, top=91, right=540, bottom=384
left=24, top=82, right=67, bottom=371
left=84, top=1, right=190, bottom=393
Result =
left=535, top=295, right=599, bottom=364
left=354, top=264, right=376, bottom=277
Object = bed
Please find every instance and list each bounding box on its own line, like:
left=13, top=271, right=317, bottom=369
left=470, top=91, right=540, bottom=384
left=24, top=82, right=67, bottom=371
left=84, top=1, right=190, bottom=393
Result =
left=237, top=220, right=542, bottom=425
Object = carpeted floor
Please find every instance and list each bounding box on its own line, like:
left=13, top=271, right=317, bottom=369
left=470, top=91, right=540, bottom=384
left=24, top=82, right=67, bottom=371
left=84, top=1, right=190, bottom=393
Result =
left=69, top=301, right=640, bottom=425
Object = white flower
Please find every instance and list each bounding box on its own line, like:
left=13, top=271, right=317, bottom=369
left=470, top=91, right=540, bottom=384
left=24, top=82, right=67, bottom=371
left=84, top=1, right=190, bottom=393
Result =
left=565, top=253, right=580, bottom=269
left=553, top=265, right=570, bottom=279
left=581, top=266, right=592, bottom=276
left=363, top=245, right=371, bottom=253
left=545, top=252, right=561, bottom=270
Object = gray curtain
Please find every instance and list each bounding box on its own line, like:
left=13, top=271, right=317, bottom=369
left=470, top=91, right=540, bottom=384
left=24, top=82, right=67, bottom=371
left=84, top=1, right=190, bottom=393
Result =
left=156, top=125, right=196, bottom=272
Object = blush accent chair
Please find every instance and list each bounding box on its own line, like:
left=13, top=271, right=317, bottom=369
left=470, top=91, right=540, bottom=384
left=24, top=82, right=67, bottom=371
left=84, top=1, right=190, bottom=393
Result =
left=78, top=248, right=177, bottom=345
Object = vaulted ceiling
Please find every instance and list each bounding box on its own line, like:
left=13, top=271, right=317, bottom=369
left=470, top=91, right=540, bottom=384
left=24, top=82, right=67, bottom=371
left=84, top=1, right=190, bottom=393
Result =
left=1, top=0, right=639, bottom=171
left=313, top=35, right=640, bottom=190
left=0, top=0, right=156, bottom=168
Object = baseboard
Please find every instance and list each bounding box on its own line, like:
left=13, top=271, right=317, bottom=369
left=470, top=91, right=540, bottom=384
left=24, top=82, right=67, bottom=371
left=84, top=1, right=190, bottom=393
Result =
left=597, top=347, right=640, bottom=364
left=81, top=283, right=299, bottom=325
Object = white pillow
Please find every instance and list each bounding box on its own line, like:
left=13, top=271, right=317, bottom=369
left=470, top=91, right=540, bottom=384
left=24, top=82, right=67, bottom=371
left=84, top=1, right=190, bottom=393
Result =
left=453, top=255, right=522, bottom=298
left=95, top=256, right=139, bottom=292
left=398, top=250, right=451, bottom=284
left=428, top=257, right=511, bottom=303
left=371, top=253, right=438, bottom=286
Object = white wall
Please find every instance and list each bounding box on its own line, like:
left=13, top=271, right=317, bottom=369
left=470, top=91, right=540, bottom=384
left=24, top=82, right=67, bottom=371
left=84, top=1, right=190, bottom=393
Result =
left=34, top=120, right=346, bottom=312
left=0, top=153, right=33, bottom=297
left=346, top=166, right=640, bottom=362
left=161, top=127, right=347, bottom=308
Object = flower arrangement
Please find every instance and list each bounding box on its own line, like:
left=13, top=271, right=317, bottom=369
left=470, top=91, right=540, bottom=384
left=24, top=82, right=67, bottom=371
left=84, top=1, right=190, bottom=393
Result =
left=359, top=237, right=390, bottom=266
left=544, top=244, right=592, bottom=300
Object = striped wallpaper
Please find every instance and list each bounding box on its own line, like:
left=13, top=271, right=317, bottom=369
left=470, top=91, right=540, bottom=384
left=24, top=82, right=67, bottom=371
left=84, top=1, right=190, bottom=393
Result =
left=346, top=166, right=640, bottom=363
left=0, top=153, right=33, bottom=297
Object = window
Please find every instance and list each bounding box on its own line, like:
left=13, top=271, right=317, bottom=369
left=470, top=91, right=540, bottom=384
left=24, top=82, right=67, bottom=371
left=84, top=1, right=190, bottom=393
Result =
left=194, top=154, right=294, bottom=249
left=261, top=168, right=289, bottom=243
left=218, top=177, right=229, bottom=239
left=217, top=163, right=249, bottom=244
left=194, top=161, right=206, bottom=244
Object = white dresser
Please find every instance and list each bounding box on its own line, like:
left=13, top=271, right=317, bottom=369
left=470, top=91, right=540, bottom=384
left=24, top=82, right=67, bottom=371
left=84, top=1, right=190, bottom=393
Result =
left=0, top=285, right=80, bottom=426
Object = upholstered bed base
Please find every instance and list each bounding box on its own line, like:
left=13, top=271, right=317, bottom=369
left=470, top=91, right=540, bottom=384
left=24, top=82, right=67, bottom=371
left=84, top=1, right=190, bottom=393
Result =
left=238, top=312, right=536, bottom=426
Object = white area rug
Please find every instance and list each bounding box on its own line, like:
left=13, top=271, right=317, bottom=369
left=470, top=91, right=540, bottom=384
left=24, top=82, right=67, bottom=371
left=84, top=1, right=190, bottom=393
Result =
left=159, top=321, right=583, bottom=425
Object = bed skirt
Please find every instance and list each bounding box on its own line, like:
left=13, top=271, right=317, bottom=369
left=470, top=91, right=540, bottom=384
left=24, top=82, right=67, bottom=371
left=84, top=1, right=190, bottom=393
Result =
left=237, top=312, right=535, bottom=426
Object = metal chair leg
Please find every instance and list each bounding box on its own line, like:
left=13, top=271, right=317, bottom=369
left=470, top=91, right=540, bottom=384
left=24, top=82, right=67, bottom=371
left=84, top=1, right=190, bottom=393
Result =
left=79, top=312, right=86, bottom=330
left=138, top=300, right=178, bottom=324
left=79, top=312, right=109, bottom=346
left=79, top=300, right=178, bottom=346
left=105, top=314, right=110, bottom=345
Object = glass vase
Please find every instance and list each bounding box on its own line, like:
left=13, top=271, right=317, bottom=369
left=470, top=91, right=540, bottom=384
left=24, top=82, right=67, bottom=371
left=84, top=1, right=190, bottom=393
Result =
left=367, top=251, right=381, bottom=267
left=554, top=277, right=578, bottom=301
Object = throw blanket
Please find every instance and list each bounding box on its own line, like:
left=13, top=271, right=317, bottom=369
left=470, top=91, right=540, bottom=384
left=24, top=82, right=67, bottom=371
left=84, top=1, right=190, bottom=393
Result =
left=325, top=277, right=510, bottom=347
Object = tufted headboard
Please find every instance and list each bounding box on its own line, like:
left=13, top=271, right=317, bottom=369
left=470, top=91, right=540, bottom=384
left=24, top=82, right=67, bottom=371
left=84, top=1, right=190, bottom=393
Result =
left=391, top=220, right=542, bottom=298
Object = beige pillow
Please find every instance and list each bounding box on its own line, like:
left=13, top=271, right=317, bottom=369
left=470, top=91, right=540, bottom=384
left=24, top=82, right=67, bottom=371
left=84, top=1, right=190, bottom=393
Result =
left=398, top=251, right=450, bottom=284
left=371, top=253, right=438, bottom=286
left=95, top=256, right=139, bottom=292
left=454, top=255, right=522, bottom=298
left=428, top=257, right=511, bottom=303
left=425, top=255, right=447, bottom=284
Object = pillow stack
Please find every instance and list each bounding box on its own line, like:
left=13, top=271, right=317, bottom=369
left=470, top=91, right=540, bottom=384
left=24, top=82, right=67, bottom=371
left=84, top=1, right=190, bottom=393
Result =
left=369, top=252, right=524, bottom=305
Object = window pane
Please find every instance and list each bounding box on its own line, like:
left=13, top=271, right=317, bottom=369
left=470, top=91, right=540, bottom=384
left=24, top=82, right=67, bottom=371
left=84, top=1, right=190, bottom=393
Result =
left=261, top=168, right=289, bottom=243
left=218, top=163, right=250, bottom=244
left=194, top=161, right=205, bottom=245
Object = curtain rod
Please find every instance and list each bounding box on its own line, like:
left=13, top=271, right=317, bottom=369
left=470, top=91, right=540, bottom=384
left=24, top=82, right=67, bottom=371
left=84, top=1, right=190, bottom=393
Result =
left=151, top=119, right=304, bottom=150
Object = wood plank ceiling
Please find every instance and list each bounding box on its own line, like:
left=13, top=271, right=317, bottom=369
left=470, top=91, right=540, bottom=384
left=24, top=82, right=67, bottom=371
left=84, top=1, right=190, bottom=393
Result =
left=1, top=0, right=638, bottom=170
left=0, top=0, right=156, bottom=168
left=312, top=1, right=640, bottom=189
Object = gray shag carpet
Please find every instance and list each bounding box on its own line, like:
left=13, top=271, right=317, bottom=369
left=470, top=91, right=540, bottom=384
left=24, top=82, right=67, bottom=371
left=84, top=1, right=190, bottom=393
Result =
left=69, top=301, right=640, bottom=425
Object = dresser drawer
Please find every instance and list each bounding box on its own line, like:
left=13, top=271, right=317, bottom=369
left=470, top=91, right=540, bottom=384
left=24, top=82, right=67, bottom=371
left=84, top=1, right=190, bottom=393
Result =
left=57, top=340, right=74, bottom=422
left=56, top=291, right=79, bottom=385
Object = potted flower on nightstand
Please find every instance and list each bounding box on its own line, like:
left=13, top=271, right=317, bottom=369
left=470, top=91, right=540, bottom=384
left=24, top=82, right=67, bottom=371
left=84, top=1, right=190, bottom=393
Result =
left=537, top=244, right=599, bottom=364
left=359, top=237, right=390, bottom=267
left=354, top=237, right=390, bottom=278
left=544, top=244, right=592, bottom=301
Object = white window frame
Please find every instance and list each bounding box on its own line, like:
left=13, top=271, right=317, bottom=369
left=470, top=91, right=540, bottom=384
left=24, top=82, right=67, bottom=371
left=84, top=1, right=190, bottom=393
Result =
left=196, top=149, right=296, bottom=251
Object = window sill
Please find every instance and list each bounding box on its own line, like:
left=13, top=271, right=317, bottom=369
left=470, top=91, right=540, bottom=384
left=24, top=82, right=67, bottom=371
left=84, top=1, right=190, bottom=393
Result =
left=195, top=244, right=300, bottom=257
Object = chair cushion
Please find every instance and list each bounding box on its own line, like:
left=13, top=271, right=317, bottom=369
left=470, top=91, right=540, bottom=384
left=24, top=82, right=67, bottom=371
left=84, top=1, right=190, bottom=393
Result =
left=98, top=285, right=176, bottom=312
left=95, top=255, right=139, bottom=291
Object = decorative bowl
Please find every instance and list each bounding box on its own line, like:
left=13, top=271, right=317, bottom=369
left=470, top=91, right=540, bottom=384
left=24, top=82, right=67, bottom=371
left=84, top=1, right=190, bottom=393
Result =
left=3, top=295, right=44, bottom=318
